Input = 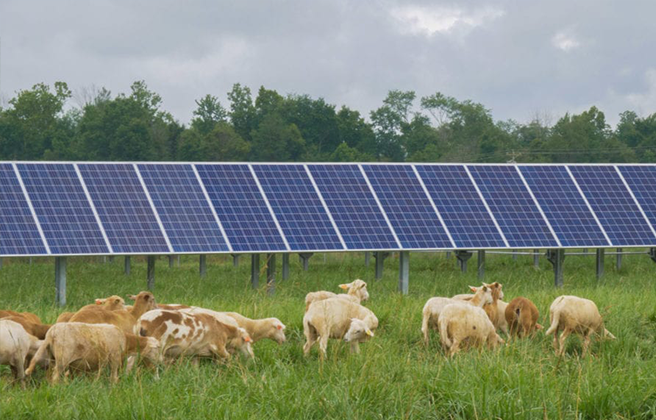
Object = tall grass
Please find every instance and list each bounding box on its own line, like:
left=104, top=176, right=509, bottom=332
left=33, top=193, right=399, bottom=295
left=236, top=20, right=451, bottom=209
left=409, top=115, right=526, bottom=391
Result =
left=1, top=252, right=655, bottom=419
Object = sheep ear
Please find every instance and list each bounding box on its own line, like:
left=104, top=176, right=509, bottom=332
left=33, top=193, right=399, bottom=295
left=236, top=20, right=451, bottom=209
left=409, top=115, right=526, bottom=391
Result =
left=276, top=324, right=283, bottom=330
left=482, top=286, right=488, bottom=292
left=339, top=284, right=349, bottom=290
left=95, top=299, right=103, bottom=305
left=469, top=286, right=478, bottom=292
left=365, top=328, right=374, bottom=337
left=482, top=282, right=491, bottom=288
left=126, top=294, right=137, bottom=300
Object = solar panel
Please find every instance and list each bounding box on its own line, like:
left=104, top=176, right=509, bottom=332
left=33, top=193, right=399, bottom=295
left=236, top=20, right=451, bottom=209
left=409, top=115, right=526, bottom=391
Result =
left=519, top=166, right=610, bottom=247
left=195, top=164, right=287, bottom=252
left=415, top=165, right=506, bottom=248
left=78, top=164, right=170, bottom=254
left=253, top=165, right=344, bottom=251
left=363, top=165, right=452, bottom=249
left=138, top=164, right=230, bottom=253
left=467, top=165, right=558, bottom=248
left=570, top=165, right=656, bottom=246
left=17, top=163, right=109, bottom=255
left=0, top=164, right=48, bottom=255
left=306, top=164, right=399, bottom=250
left=618, top=166, right=656, bottom=233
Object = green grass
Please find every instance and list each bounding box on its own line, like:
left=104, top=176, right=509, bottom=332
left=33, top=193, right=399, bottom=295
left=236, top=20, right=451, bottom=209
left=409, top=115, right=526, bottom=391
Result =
left=1, top=252, right=656, bottom=419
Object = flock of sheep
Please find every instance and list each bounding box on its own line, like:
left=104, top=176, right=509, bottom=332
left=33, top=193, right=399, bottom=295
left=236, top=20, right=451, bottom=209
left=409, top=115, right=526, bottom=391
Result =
left=0, top=279, right=615, bottom=385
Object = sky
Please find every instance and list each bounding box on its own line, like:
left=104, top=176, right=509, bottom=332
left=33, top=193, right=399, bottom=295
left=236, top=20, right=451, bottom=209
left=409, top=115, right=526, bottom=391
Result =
left=0, top=0, right=655, bottom=127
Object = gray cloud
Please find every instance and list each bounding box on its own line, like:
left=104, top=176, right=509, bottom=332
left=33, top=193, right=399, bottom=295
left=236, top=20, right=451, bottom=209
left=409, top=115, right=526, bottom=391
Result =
left=1, top=0, right=654, bottom=126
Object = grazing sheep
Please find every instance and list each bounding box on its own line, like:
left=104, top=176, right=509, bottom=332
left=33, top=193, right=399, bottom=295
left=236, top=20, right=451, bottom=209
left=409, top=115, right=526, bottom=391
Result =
left=0, top=320, right=42, bottom=384
left=0, top=310, right=42, bottom=324
left=303, top=298, right=378, bottom=357
left=25, top=322, right=160, bottom=384
left=56, top=295, right=127, bottom=323
left=421, top=285, right=493, bottom=345
left=438, top=303, right=504, bottom=356
left=0, top=315, right=51, bottom=339
left=69, top=291, right=157, bottom=334
left=505, top=297, right=542, bottom=338
left=546, top=295, right=616, bottom=356
left=223, top=312, right=286, bottom=344
left=179, top=308, right=255, bottom=358
left=304, top=279, right=369, bottom=312
left=452, top=282, right=509, bottom=334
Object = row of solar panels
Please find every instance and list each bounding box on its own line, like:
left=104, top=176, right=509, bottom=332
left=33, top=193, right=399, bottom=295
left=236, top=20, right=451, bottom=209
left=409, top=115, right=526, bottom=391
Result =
left=2, top=162, right=656, bottom=256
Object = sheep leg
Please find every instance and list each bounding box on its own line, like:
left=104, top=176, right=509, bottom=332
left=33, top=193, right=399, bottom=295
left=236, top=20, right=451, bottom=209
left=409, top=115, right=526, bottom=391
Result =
left=303, top=324, right=318, bottom=356
left=552, top=327, right=560, bottom=352
left=51, top=362, right=64, bottom=384
left=109, top=357, right=120, bottom=384
left=318, top=335, right=330, bottom=359
left=448, top=338, right=460, bottom=357
left=421, top=312, right=431, bottom=345
left=582, top=331, right=593, bottom=357
left=557, top=328, right=572, bottom=356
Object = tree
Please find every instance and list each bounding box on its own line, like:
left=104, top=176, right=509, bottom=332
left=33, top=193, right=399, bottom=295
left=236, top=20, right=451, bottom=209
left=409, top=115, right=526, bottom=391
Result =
left=227, top=83, right=256, bottom=142
left=179, top=122, right=250, bottom=161
left=191, top=94, right=227, bottom=135
left=370, top=90, right=416, bottom=161
left=282, top=95, right=340, bottom=161
left=250, top=113, right=305, bottom=161
left=330, top=141, right=363, bottom=162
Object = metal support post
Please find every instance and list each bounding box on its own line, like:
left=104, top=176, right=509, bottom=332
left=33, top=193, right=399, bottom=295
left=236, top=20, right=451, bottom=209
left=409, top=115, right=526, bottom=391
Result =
left=596, top=248, right=604, bottom=279
left=398, top=251, right=409, bottom=295
left=512, top=250, right=517, bottom=261
left=147, top=256, right=155, bottom=290
left=267, top=254, right=276, bottom=296
left=169, top=255, right=175, bottom=268
left=455, top=250, right=473, bottom=273
left=650, top=248, right=656, bottom=264
left=0, top=257, right=3, bottom=269
left=251, top=254, right=260, bottom=289
left=477, top=250, right=485, bottom=280
left=55, top=257, right=66, bottom=306
left=374, top=251, right=388, bottom=280
left=299, top=253, right=313, bottom=271
left=446, top=251, right=451, bottom=259
left=176, top=255, right=180, bottom=266
left=616, top=248, right=622, bottom=271
left=546, top=249, right=565, bottom=287
left=232, top=254, right=239, bottom=267
left=108, top=256, right=115, bottom=263
left=124, top=256, right=131, bottom=275
left=533, top=249, right=539, bottom=268
left=282, top=253, right=290, bottom=280
left=365, top=252, right=371, bottom=267
left=200, top=255, right=207, bottom=278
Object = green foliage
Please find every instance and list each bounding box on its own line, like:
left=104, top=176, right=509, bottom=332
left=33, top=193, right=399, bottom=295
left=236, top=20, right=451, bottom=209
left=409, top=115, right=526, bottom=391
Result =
left=1, top=253, right=656, bottom=419
left=0, top=81, right=654, bottom=163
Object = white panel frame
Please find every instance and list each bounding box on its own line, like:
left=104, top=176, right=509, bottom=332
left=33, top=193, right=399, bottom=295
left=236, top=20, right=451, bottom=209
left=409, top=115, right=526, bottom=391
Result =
left=248, top=164, right=291, bottom=251
left=614, top=165, right=656, bottom=239
left=11, top=163, right=51, bottom=255
left=357, top=165, right=404, bottom=249
left=411, top=164, right=457, bottom=249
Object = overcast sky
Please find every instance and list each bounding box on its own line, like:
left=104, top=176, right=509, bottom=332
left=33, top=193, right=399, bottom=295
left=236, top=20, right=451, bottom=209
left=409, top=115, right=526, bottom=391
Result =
left=1, top=0, right=655, bottom=127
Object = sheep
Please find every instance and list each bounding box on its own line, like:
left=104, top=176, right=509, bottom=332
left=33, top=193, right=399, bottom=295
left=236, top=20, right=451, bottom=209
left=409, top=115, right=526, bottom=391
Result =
left=0, top=320, right=42, bottom=385
left=438, top=303, right=504, bottom=357
left=546, top=295, right=616, bottom=356
left=421, top=284, right=493, bottom=345
left=304, top=279, right=369, bottom=312
left=223, top=312, right=286, bottom=344
left=26, top=322, right=160, bottom=383
left=303, top=298, right=378, bottom=357
left=452, top=282, right=509, bottom=334
left=0, top=315, right=51, bottom=339
left=56, top=295, right=126, bottom=323
left=0, top=310, right=41, bottom=324
left=178, top=308, right=255, bottom=358
left=505, top=297, right=542, bottom=338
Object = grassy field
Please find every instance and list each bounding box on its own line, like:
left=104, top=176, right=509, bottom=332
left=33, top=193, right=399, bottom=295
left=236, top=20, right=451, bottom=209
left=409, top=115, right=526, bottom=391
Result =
left=1, top=251, right=656, bottom=419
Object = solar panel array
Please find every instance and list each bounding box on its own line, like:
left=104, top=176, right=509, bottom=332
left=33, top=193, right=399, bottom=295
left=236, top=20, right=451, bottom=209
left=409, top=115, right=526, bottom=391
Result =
left=4, top=162, right=656, bottom=256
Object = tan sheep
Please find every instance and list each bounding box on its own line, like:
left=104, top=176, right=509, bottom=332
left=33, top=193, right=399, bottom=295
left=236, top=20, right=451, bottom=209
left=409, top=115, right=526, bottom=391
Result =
left=56, top=295, right=126, bottom=323
left=303, top=298, right=378, bottom=357
left=304, top=279, right=369, bottom=312
left=438, top=303, right=504, bottom=356
left=505, top=297, right=542, bottom=338
left=452, top=282, right=509, bottom=334
left=0, top=320, right=42, bottom=385
left=179, top=307, right=255, bottom=358
left=545, top=295, right=616, bottom=356
left=223, top=312, right=286, bottom=344
left=421, top=285, right=493, bottom=345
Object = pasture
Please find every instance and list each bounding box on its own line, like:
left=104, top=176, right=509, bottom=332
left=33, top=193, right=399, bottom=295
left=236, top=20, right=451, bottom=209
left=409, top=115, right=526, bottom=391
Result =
left=1, top=251, right=656, bottom=419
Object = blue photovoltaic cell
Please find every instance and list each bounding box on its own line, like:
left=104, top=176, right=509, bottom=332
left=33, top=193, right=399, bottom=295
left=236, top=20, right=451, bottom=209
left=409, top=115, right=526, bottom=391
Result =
left=468, top=166, right=558, bottom=248
left=363, top=165, right=452, bottom=249
left=0, top=164, right=47, bottom=255
left=570, top=165, right=656, bottom=246
left=253, top=165, right=343, bottom=251
left=416, top=165, right=505, bottom=248
left=17, top=163, right=109, bottom=255
left=620, top=166, right=656, bottom=232
left=138, top=164, right=230, bottom=253
left=79, top=164, right=169, bottom=254
left=196, top=164, right=287, bottom=252
left=308, top=165, right=399, bottom=250
left=520, top=166, right=609, bottom=247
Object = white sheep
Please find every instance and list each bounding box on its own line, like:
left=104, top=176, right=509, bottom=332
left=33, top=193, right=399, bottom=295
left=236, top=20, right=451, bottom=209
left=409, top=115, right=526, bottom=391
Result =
left=304, top=279, right=369, bottom=312
left=421, top=285, right=493, bottom=344
left=178, top=307, right=255, bottom=358
left=545, top=295, right=616, bottom=356
left=303, top=298, right=378, bottom=357
left=223, top=312, right=286, bottom=344
left=452, top=282, right=509, bottom=334
left=438, top=303, right=504, bottom=356
left=0, top=320, right=42, bottom=385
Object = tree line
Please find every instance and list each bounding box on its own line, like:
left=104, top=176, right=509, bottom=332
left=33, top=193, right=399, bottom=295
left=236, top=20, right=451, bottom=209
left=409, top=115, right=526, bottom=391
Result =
left=0, top=80, right=654, bottom=163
